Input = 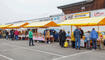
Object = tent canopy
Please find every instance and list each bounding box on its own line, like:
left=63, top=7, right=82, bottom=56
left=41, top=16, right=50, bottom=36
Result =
left=0, top=24, right=12, bottom=29
left=58, top=17, right=105, bottom=26
left=9, top=22, right=29, bottom=28
left=24, top=21, right=58, bottom=28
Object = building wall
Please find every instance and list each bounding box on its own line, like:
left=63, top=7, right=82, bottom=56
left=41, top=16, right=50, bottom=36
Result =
left=62, top=0, right=105, bottom=14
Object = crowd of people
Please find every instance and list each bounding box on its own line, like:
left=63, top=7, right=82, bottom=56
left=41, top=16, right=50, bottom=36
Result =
left=0, top=27, right=105, bottom=50
left=0, top=29, right=19, bottom=40
left=58, top=27, right=105, bottom=50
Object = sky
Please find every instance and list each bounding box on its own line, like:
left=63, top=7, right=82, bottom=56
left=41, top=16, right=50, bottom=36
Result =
left=0, top=0, right=84, bottom=24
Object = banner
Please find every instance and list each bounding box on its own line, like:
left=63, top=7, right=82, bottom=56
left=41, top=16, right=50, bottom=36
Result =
left=73, top=12, right=90, bottom=19
left=91, top=9, right=105, bottom=17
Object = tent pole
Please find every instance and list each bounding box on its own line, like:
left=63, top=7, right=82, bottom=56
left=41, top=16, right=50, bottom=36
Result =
left=71, top=26, right=72, bottom=36
left=98, top=26, right=100, bottom=32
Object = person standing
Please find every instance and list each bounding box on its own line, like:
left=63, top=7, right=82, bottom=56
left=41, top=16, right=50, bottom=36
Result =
left=6, top=31, right=9, bottom=40
left=71, top=32, right=75, bottom=48
left=59, top=29, right=66, bottom=47
left=45, top=30, right=51, bottom=44
left=29, top=29, right=34, bottom=46
left=90, top=28, right=98, bottom=50
left=53, top=31, right=59, bottom=42
left=79, top=28, right=84, bottom=39
left=85, top=31, right=91, bottom=49
left=10, top=30, right=15, bottom=40
left=0, top=30, right=2, bottom=39
left=74, top=27, right=81, bottom=50
left=14, top=30, right=19, bottom=40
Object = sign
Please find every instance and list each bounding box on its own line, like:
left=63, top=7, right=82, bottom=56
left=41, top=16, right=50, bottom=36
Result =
left=73, top=12, right=90, bottom=19
left=91, top=9, right=105, bottom=17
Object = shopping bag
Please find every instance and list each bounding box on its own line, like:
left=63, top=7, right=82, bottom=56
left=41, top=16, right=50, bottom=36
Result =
left=64, top=41, right=69, bottom=48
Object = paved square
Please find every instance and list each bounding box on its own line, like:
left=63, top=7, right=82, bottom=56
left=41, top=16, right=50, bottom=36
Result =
left=0, top=39, right=105, bottom=60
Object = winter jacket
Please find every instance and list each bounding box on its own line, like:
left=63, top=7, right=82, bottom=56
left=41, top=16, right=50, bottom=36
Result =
left=74, top=29, right=81, bottom=38
left=71, top=32, right=75, bottom=41
left=85, top=32, right=91, bottom=41
left=28, top=31, right=33, bottom=38
left=90, top=30, right=98, bottom=39
left=14, top=30, right=19, bottom=35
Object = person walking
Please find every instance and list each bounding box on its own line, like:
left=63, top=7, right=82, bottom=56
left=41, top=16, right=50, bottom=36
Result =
left=74, top=27, right=81, bottom=50
left=29, top=29, right=34, bottom=46
left=14, top=30, right=19, bottom=40
left=90, top=28, right=98, bottom=50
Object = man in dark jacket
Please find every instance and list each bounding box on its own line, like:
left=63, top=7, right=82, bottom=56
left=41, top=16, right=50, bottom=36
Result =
left=80, top=28, right=84, bottom=39
left=59, top=29, right=66, bottom=47
left=10, top=30, right=14, bottom=40
left=74, top=27, right=81, bottom=50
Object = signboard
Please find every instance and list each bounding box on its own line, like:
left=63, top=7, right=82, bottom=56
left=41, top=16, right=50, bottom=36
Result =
left=91, top=9, right=105, bottom=17
left=73, top=12, right=90, bottom=19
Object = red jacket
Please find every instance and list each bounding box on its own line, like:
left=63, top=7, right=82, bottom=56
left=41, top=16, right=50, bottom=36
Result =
left=14, top=30, right=19, bottom=35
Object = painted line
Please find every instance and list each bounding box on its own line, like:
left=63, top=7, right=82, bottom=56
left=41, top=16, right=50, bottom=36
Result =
left=5, top=43, right=64, bottom=57
left=53, top=51, right=93, bottom=60
left=0, top=54, right=14, bottom=60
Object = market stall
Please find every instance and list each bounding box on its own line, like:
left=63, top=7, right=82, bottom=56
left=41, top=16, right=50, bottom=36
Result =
left=24, top=21, right=58, bottom=42
left=8, top=22, right=29, bottom=29
left=58, top=16, right=105, bottom=48
left=0, top=24, right=12, bottom=29
left=8, top=22, right=29, bottom=40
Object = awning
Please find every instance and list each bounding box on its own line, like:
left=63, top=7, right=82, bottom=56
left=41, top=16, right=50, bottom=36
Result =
left=0, top=24, right=12, bottom=29
left=24, top=21, right=58, bottom=28
left=58, top=17, right=105, bottom=26
left=9, top=22, right=29, bottom=28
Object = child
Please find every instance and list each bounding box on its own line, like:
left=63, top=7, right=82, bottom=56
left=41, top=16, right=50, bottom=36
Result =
left=85, top=31, right=91, bottom=49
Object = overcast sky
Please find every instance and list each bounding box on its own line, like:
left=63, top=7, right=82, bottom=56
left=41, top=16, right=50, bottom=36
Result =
left=0, top=0, right=84, bottom=24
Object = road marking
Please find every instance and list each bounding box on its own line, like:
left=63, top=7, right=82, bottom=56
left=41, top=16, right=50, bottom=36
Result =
left=5, top=43, right=64, bottom=57
left=53, top=51, right=93, bottom=60
left=0, top=54, right=14, bottom=60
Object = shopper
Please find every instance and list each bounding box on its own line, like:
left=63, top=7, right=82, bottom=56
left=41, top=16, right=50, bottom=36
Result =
left=0, top=30, right=2, bottom=39
left=6, top=31, right=9, bottom=40
left=14, top=30, right=19, bottom=40
left=79, top=28, right=84, bottom=39
left=29, top=29, right=34, bottom=46
left=59, top=29, right=66, bottom=47
left=66, top=31, right=71, bottom=46
left=10, top=30, right=15, bottom=40
left=85, top=31, right=91, bottom=49
left=45, top=30, right=51, bottom=44
left=2, top=30, right=6, bottom=39
left=90, top=28, right=98, bottom=50
left=74, top=26, right=81, bottom=50
left=71, top=32, right=75, bottom=48
left=53, top=31, right=59, bottom=42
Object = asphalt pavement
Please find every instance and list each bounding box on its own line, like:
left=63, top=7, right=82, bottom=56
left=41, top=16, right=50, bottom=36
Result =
left=0, top=39, right=105, bottom=60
